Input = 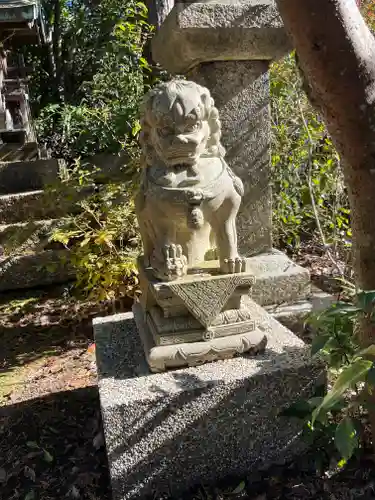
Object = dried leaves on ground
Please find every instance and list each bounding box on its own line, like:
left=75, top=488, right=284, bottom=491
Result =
left=1, top=263, right=374, bottom=500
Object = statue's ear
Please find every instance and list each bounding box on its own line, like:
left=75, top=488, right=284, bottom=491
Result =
left=205, top=105, right=226, bottom=157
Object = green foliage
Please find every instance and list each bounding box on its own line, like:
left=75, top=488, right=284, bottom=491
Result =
left=13, top=0, right=155, bottom=301
left=335, top=417, right=359, bottom=462
left=0, top=0, right=155, bottom=302
left=270, top=54, right=351, bottom=252
left=286, top=291, right=375, bottom=466
left=49, top=162, right=140, bottom=301
left=362, top=0, right=375, bottom=31
left=30, top=0, right=153, bottom=160
left=270, top=7, right=374, bottom=253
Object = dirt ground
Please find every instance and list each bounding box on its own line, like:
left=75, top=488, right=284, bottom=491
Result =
left=1, top=252, right=375, bottom=500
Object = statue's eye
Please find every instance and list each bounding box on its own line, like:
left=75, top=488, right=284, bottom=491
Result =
left=185, top=122, right=200, bottom=133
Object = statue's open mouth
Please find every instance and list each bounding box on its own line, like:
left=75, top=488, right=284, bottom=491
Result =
left=165, top=147, right=198, bottom=161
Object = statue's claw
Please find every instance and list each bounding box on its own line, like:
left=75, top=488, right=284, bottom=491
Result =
left=221, top=257, right=246, bottom=274
left=235, top=257, right=245, bottom=273
left=151, top=244, right=188, bottom=281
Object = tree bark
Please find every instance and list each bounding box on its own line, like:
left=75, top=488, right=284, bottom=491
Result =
left=275, top=0, right=375, bottom=449
left=52, top=0, right=63, bottom=101
left=276, top=0, right=375, bottom=339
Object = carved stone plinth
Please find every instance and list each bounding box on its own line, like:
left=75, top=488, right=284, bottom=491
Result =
left=135, top=259, right=267, bottom=372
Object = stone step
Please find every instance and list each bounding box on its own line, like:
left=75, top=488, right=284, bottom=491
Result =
left=0, top=141, right=38, bottom=161
left=0, top=249, right=75, bottom=292
left=265, top=286, right=333, bottom=335
left=0, top=190, right=71, bottom=224
left=0, top=219, right=66, bottom=254
left=0, top=158, right=63, bottom=194
left=0, top=130, right=27, bottom=144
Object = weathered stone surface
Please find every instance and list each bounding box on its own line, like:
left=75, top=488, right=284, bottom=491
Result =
left=141, top=262, right=256, bottom=324
left=265, top=286, right=334, bottom=334
left=0, top=141, right=38, bottom=161
left=0, top=218, right=65, bottom=254
left=147, top=304, right=257, bottom=345
left=247, top=250, right=311, bottom=306
left=151, top=2, right=291, bottom=256
left=136, top=79, right=246, bottom=279
left=94, top=301, right=325, bottom=500
left=134, top=301, right=266, bottom=371
left=0, top=189, right=79, bottom=224
left=0, top=249, right=75, bottom=291
left=191, top=61, right=272, bottom=255
left=135, top=79, right=263, bottom=370
left=152, top=0, right=291, bottom=74
left=0, top=158, right=62, bottom=194
left=140, top=249, right=312, bottom=316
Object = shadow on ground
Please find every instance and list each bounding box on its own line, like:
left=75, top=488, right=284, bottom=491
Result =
left=0, top=284, right=133, bottom=375
left=0, top=386, right=112, bottom=500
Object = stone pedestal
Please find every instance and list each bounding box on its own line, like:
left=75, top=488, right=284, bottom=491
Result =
left=94, top=301, right=324, bottom=500
left=136, top=260, right=268, bottom=371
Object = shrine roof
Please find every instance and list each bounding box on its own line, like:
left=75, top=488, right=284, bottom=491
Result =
left=0, top=1, right=40, bottom=23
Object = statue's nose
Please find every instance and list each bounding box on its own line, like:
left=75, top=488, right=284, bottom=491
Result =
left=174, top=134, right=189, bottom=145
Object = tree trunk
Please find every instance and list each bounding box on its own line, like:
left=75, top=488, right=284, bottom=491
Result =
left=275, top=0, right=375, bottom=449
left=52, top=0, right=63, bottom=101
left=275, top=0, right=375, bottom=335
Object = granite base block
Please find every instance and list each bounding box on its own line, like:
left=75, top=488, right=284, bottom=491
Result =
left=246, top=249, right=311, bottom=306
left=93, top=303, right=324, bottom=500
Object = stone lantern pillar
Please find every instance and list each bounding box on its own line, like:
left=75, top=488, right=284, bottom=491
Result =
left=152, top=0, right=291, bottom=256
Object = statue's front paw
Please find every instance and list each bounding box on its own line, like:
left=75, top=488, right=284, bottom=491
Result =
left=221, top=257, right=246, bottom=274
left=164, top=244, right=188, bottom=281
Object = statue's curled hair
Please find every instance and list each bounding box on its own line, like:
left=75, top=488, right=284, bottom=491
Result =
left=139, top=79, right=225, bottom=168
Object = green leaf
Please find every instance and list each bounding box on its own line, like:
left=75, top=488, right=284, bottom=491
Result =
left=80, top=236, right=91, bottom=247
left=356, top=344, right=375, bottom=359
left=311, top=333, right=331, bottom=355
left=43, top=449, right=54, bottom=463
left=231, top=481, right=246, bottom=494
left=281, top=400, right=312, bottom=419
left=281, top=397, right=323, bottom=419
left=25, top=491, right=35, bottom=500
left=323, top=302, right=361, bottom=317
left=26, top=441, right=39, bottom=449
left=312, top=359, right=373, bottom=423
left=335, top=417, right=358, bottom=461
left=300, top=186, right=311, bottom=205
left=337, top=458, right=347, bottom=468
left=366, top=364, right=375, bottom=386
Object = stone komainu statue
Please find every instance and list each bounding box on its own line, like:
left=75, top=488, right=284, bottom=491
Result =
left=135, top=79, right=245, bottom=281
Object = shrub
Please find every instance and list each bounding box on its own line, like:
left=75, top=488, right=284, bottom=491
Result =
left=270, top=53, right=350, bottom=253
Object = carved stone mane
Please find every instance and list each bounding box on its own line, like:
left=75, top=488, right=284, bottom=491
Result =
left=139, top=79, right=225, bottom=169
